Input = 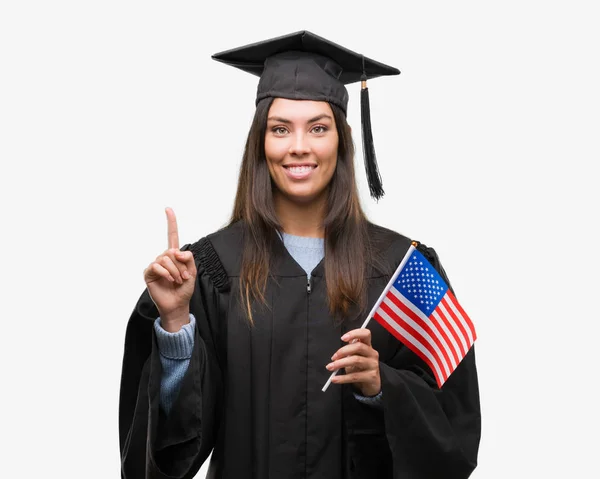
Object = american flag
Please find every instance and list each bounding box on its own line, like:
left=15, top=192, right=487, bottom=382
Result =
left=373, top=247, right=476, bottom=388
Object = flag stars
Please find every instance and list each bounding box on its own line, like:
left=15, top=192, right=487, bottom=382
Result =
left=393, top=253, right=450, bottom=313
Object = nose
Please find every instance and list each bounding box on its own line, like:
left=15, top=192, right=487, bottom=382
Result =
left=288, top=132, right=310, bottom=156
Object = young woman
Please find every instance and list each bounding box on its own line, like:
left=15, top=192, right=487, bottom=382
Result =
left=119, top=31, right=481, bottom=479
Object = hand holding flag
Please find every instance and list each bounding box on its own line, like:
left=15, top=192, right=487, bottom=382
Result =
left=323, top=242, right=476, bottom=391
left=325, top=328, right=382, bottom=397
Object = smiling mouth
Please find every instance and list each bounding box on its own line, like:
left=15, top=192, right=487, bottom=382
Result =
left=283, top=165, right=318, bottom=173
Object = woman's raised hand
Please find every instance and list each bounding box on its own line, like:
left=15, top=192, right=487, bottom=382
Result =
left=143, top=207, right=197, bottom=332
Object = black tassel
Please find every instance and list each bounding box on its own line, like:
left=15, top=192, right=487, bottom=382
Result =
left=360, top=75, right=385, bottom=201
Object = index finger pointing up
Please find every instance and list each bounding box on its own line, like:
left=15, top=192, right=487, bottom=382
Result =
left=165, top=207, right=179, bottom=250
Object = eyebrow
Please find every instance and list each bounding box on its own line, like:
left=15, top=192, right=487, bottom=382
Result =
left=267, top=114, right=333, bottom=124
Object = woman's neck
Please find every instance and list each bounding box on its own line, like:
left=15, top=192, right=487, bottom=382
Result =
left=274, top=191, right=326, bottom=238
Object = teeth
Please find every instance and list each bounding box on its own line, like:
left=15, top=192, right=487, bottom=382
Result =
left=287, top=166, right=314, bottom=172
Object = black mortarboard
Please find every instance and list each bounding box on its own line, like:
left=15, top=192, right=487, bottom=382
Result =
left=212, top=30, right=400, bottom=201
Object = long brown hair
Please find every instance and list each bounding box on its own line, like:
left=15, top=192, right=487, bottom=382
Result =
left=230, top=97, right=373, bottom=324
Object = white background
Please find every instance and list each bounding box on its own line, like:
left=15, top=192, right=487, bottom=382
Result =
left=1, top=1, right=598, bottom=477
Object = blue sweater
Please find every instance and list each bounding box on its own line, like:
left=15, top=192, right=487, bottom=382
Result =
left=154, top=232, right=382, bottom=414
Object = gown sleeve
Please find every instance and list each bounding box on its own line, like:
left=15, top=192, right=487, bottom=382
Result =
left=119, top=239, right=226, bottom=479
left=345, top=243, right=481, bottom=479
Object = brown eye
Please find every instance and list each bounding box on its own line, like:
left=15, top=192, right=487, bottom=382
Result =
left=311, top=125, right=327, bottom=134
left=273, top=127, right=288, bottom=135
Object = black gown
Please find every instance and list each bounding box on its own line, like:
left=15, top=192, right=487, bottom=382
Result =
left=119, top=221, right=481, bottom=479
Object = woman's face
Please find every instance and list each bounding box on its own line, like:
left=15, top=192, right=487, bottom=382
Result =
left=265, top=98, right=339, bottom=204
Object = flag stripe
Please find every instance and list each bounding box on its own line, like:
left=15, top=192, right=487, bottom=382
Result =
left=446, top=290, right=477, bottom=342
left=431, top=308, right=466, bottom=359
left=380, top=297, right=450, bottom=378
left=445, top=294, right=475, bottom=346
left=387, top=288, right=457, bottom=371
left=436, top=301, right=469, bottom=356
left=374, top=311, right=445, bottom=387
left=423, top=306, right=462, bottom=367
left=389, top=287, right=460, bottom=369
left=440, top=297, right=471, bottom=352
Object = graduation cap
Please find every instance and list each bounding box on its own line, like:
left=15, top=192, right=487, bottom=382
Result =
left=212, top=30, right=400, bottom=201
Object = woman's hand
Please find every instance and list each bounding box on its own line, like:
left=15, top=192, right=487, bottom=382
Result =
left=326, top=328, right=381, bottom=397
left=143, top=207, right=197, bottom=332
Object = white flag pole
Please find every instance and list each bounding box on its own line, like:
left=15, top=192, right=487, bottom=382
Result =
left=322, top=243, right=418, bottom=392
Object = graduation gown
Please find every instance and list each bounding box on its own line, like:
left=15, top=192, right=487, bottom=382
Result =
left=119, top=221, right=481, bottom=479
